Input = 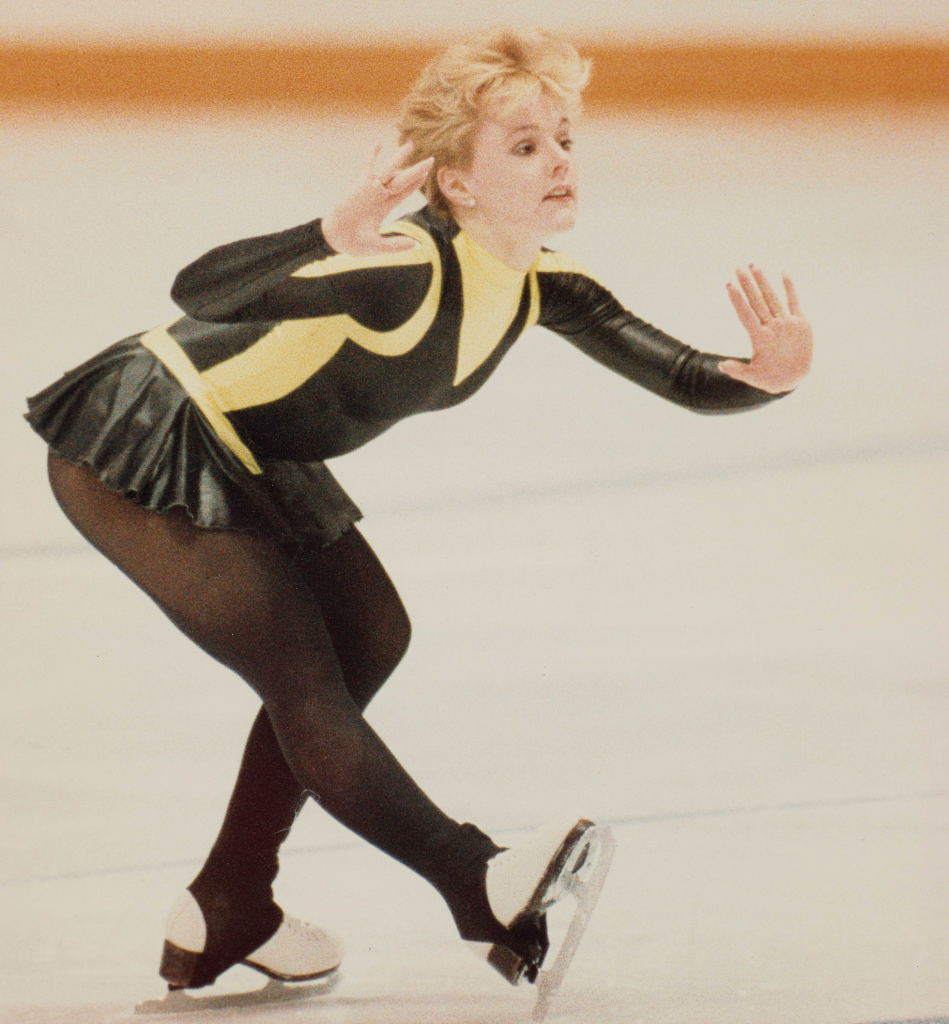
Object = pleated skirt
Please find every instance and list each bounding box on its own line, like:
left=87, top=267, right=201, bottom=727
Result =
left=25, top=335, right=362, bottom=548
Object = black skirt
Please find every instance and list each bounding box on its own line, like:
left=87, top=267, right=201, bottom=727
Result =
left=25, top=336, right=362, bottom=548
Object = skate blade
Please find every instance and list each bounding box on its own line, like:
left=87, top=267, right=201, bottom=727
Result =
left=134, top=972, right=341, bottom=1015
left=532, top=825, right=616, bottom=1022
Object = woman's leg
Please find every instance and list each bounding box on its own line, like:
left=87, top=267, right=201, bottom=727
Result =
left=47, top=455, right=507, bottom=979
left=188, top=529, right=413, bottom=945
left=295, top=527, right=413, bottom=711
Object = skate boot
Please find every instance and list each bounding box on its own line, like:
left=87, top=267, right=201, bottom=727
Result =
left=471, top=815, right=615, bottom=1015
left=159, top=890, right=344, bottom=991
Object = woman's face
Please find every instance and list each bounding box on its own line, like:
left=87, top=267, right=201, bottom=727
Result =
left=444, top=89, right=578, bottom=241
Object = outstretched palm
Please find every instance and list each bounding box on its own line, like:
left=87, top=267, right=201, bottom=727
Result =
left=719, top=266, right=813, bottom=394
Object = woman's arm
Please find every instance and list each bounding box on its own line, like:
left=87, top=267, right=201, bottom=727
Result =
left=170, top=219, right=335, bottom=322
left=537, top=261, right=812, bottom=414
left=171, top=143, right=434, bottom=323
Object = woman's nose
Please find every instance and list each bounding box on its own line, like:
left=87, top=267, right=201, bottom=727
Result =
left=547, top=140, right=569, bottom=173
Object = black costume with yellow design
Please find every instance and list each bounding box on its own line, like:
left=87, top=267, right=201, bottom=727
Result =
left=27, top=206, right=780, bottom=543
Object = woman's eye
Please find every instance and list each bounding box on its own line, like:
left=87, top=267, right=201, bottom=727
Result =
left=513, top=142, right=536, bottom=156
left=560, top=137, right=573, bottom=151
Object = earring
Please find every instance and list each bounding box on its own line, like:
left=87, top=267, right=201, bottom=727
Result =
left=466, top=197, right=476, bottom=208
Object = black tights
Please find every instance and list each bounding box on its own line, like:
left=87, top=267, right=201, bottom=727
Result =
left=48, top=454, right=508, bottom=983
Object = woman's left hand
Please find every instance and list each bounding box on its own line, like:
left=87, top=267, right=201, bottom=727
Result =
left=719, top=266, right=813, bottom=394
left=322, top=142, right=434, bottom=257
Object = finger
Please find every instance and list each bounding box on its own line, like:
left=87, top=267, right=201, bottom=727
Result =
left=365, top=141, right=412, bottom=186
left=783, top=273, right=803, bottom=316
left=386, top=156, right=435, bottom=197
left=375, top=140, right=416, bottom=180
left=726, top=281, right=762, bottom=339
left=375, top=233, right=419, bottom=253
left=365, top=142, right=384, bottom=175
left=365, top=160, right=433, bottom=214
left=736, top=267, right=771, bottom=323
left=749, top=264, right=785, bottom=318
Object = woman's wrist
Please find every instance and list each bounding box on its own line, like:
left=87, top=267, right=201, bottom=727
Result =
left=320, top=211, right=346, bottom=255
left=313, top=219, right=339, bottom=257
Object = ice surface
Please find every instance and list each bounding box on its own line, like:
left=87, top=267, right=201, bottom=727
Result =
left=1, top=109, right=947, bottom=1022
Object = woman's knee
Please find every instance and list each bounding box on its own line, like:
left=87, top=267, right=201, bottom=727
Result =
left=337, top=586, right=411, bottom=708
left=373, top=598, right=412, bottom=679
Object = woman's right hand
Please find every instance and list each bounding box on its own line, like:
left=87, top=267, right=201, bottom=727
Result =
left=321, top=142, right=434, bottom=256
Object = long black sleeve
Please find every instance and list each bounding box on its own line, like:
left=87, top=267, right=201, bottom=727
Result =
left=537, top=268, right=787, bottom=414
left=170, top=219, right=337, bottom=322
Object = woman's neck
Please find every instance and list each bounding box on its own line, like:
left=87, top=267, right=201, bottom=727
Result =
left=449, top=210, right=543, bottom=272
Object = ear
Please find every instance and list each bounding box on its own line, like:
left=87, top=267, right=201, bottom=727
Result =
left=436, top=165, right=473, bottom=209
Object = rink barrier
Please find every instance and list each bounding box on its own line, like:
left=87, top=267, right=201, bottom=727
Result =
left=1, top=40, right=948, bottom=111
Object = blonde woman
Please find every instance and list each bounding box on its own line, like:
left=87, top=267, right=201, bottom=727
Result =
left=25, top=29, right=812, bottom=997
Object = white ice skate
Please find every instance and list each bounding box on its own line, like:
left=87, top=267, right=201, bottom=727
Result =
left=135, top=891, right=343, bottom=1015
left=470, top=816, right=615, bottom=1020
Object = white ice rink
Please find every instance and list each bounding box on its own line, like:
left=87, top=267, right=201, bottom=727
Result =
left=1, top=107, right=948, bottom=1023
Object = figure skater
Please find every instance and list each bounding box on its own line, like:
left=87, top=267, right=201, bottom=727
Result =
left=25, top=28, right=812, bottom=997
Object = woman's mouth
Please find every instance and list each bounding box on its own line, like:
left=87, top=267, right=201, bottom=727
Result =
left=543, top=186, right=575, bottom=203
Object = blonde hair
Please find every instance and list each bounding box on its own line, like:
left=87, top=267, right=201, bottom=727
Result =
left=397, top=29, right=590, bottom=219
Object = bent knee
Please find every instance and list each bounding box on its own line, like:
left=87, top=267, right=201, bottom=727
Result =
left=362, top=600, right=411, bottom=692
left=345, top=602, right=411, bottom=710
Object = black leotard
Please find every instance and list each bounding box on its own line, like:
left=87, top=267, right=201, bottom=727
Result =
left=145, top=205, right=782, bottom=475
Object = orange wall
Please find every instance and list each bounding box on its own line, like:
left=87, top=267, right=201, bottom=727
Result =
left=2, top=41, right=947, bottom=111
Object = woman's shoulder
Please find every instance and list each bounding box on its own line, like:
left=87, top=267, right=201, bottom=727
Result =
left=534, top=248, right=595, bottom=278
left=533, top=248, right=623, bottom=328
left=535, top=248, right=614, bottom=293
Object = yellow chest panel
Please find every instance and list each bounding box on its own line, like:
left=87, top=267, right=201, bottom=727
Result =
left=451, top=232, right=533, bottom=386
left=200, top=222, right=441, bottom=412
